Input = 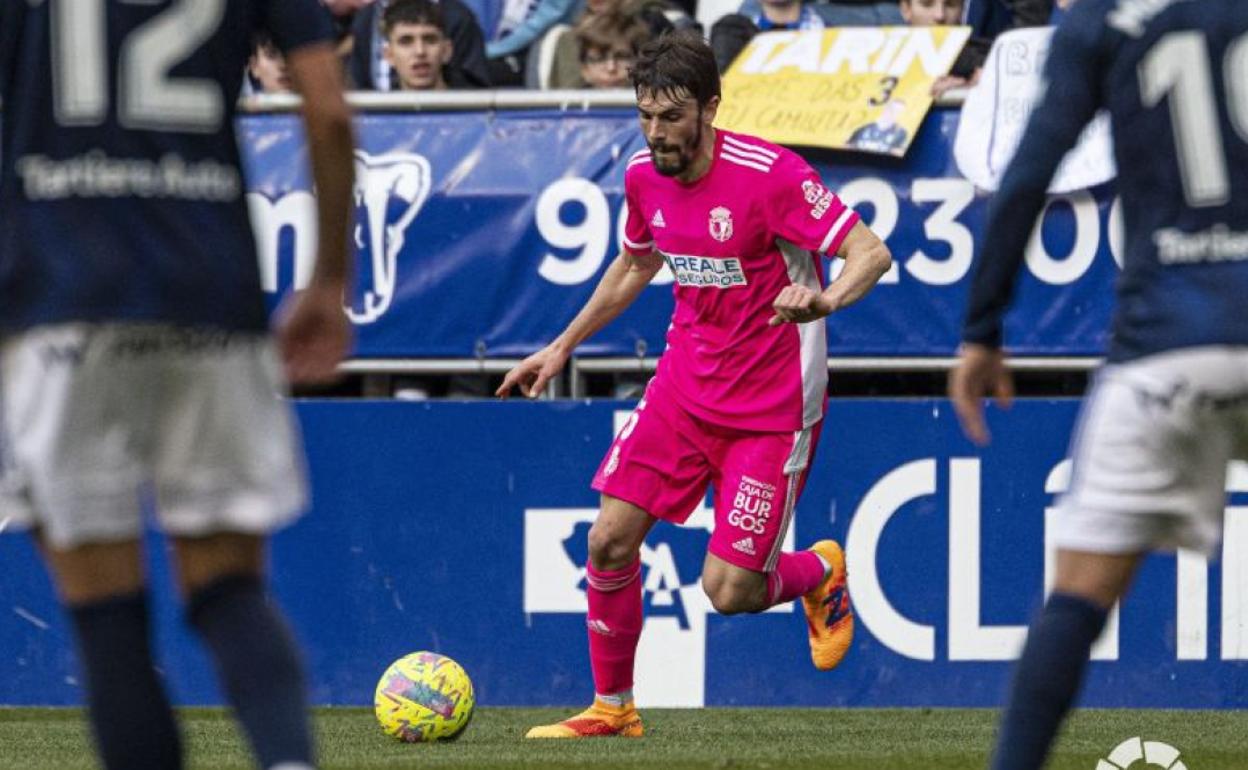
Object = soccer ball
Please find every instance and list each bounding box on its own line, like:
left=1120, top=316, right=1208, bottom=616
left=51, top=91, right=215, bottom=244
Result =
left=374, top=651, right=475, bottom=742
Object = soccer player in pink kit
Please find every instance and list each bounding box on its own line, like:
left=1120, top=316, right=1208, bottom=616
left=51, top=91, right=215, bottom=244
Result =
left=498, top=30, right=892, bottom=738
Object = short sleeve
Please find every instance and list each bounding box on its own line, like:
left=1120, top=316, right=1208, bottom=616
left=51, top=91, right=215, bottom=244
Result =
left=262, top=0, right=337, bottom=55
left=621, top=166, right=655, bottom=255
left=767, top=152, right=860, bottom=255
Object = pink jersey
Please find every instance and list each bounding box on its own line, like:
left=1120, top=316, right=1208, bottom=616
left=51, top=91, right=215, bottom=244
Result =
left=621, top=129, right=860, bottom=432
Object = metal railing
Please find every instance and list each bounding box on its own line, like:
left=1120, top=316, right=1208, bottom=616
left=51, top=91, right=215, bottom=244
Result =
left=239, top=88, right=969, bottom=114
left=240, top=89, right=639, bottom=114
left=337, top=354, right=1100, bottom=398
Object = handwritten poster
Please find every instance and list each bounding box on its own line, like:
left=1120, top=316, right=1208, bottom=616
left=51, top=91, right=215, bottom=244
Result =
left=717, top=26, right=971, bottom=156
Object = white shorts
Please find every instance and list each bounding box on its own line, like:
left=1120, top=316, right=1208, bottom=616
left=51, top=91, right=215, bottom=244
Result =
left=1053, top=346, right=1248, bottom=557
left=0, top=324, right=308, bottom=549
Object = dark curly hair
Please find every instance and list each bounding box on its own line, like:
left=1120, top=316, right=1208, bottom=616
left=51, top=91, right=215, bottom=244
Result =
left=629, top=29, right=720, bottom=107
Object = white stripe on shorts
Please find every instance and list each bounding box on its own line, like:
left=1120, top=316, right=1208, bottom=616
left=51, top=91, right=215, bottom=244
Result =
left=765, top=427, right=814, bottom=571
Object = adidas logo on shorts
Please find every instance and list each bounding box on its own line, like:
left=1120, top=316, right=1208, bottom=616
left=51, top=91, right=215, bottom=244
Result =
left=732, top=537, right=756, bottom=556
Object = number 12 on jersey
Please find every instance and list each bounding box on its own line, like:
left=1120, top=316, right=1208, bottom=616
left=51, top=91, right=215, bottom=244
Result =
left=51, top=0, right=227, bottom=133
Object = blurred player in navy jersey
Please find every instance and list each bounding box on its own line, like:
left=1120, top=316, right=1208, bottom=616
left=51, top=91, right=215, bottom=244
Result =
left=0, top=2, right=355, bottom=768
left=949, top=2, right=1248, bottom=768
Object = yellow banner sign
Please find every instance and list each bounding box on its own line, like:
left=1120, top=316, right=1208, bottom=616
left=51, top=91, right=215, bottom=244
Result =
left=716, top=26, right=971, bottom=156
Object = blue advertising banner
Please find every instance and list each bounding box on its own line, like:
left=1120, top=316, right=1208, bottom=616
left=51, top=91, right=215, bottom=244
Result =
left=2, top=400, right=1245, bottom=708
left=243, top=108, right=1121, bottom=359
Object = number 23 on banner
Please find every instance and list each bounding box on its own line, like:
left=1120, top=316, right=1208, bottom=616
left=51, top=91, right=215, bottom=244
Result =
left=534, top=177, right=1126, bottom=289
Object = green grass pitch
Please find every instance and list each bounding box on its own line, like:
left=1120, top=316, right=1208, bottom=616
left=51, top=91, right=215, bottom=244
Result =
left=0, top=707, right=1244, bottom=769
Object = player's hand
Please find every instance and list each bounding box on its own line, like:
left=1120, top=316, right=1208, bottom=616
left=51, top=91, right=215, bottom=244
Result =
left=496, top=344, right=569, bottom=399
left=768, top=285, right=833, bottom=326
left=930, top=75, right=969, bottom=98
left=275, top=282, right=352, bottom=385
left=948, top=343, right=1014, bottom=446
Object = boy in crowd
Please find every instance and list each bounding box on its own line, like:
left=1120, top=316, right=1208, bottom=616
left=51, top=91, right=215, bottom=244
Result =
left=249, top=33, right=293, bottom=94
left=350, top=0, right=491, bottom=89
left=384, top=0, right=459, bottom=90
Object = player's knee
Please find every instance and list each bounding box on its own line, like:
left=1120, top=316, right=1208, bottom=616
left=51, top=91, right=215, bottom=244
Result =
left=586, top=523, right=638, bottom=571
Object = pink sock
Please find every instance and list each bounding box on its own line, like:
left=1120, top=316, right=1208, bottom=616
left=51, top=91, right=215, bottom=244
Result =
left=586, top=559, right=643, bottom=697
left=766, top=551, right=828, bottom=606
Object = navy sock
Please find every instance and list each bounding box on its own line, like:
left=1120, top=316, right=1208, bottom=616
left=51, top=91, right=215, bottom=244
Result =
left=989, top=592, right=1109, bottom=770
left=69, top=592, right=182, bottom=770
left=188, top=575, right=314, bottom=769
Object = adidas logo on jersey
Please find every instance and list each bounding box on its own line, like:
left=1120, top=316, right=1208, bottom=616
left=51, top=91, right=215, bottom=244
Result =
left=732, top=537, right=756, bottom=556
left=651, top=209, right=666, bottom=228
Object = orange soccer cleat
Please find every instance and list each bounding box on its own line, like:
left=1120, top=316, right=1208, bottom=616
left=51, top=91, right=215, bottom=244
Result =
left=801, top=539, right=854, bottom=671
left=524, top=698, right=644, bottom=739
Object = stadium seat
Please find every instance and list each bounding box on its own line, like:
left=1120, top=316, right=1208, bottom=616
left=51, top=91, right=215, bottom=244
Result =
left=696, top=0, right=741, bottom=36
left=527, top=23, right=571, bottom=89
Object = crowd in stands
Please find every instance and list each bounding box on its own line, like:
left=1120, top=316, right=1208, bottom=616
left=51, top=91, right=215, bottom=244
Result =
left=246, top=0, right=1075, bottom=97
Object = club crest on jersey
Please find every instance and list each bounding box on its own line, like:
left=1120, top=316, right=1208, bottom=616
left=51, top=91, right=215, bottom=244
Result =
left=708, top=206, right=734, bottom=243
left=347, top=151, right=433, bottom=324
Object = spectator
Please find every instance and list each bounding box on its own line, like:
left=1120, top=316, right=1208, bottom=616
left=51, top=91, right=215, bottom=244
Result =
left=383, top=0, right=461, bottom=89
left=485, top=0, right=579, bottom=87
left=731, top=0, right=902, bottom=29
left=709, top=0, right=823, bottom=73
left=546, top=0, right=617, bottom=89
left=576, top=13, right=650, bottom=89
left=932, top=0, right=1052, bottom=95
left=543, top=0, right=689, bottom=87
left=899, top=0, right=963, bottom=24
left=623, top=0, right=697, bottom=40
left=897, top=0, right=975, bottom=98
left=349, top=0, right=491, bottom=89
left=246, top=34, right=292, bottom=94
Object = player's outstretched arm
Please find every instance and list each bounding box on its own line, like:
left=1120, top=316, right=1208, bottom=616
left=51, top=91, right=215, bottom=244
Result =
left=497, top=250, right=665, bottom=398
left=276, top=43, right=357, bottom=385
left=769, top=221, right=891, bottom=326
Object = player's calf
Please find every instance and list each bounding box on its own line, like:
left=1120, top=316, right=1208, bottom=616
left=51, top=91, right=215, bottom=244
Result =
left=702, top=567, right=770, bottom=615
left=39, top=538, right=182, bottom=769
left=71, top=591, right=183, bottom=770
left=187, top=573, right=315, bottom=770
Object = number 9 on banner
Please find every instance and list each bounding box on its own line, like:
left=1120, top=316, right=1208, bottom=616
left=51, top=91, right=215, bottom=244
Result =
left=535, top=177, right=672, bottom=286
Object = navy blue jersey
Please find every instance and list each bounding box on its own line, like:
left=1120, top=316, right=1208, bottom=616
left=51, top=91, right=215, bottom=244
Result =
left=963, top=0, right=1248, bottom=362
left=0, top=0, right=334, bottom=332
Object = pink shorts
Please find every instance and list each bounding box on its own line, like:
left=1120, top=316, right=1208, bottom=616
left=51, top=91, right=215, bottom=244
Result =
left=592, top=381, right=822, bottom=572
